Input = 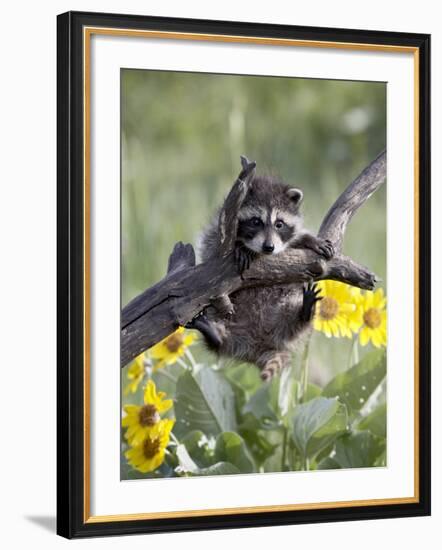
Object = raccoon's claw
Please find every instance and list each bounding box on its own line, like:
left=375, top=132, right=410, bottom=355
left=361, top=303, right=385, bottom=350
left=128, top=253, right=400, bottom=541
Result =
left=315, top=238, right=334, bottom=260
left=221, top=302, right=235, bottom=316
left=185, top=312, right=223, bottom=349
left=223, top=302, right=235, bottom=317
left=234, top=244, right=256, bottom=274
left=301, top=282, right=322, bottom=322
left=211, top=295, right=235, bottom=317
left=294, top=234, right=334, bottom=261
left=184, top=310, right=204, bottom=330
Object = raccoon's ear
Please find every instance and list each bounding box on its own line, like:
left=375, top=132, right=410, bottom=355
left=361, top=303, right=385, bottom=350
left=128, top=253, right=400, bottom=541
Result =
left=287, top=188, right=303, bottom=206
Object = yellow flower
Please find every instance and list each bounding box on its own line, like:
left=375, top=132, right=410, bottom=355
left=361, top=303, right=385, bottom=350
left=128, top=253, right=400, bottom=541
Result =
left=149, top=327, right=196, bottom=369
left=125, top=419, right=175, bottom=474
left=357, top=288, right=387, bottom=348
left=313, top=280, right=361, bottom=338
left=123, top=353, right=145, bottom=396
left=122, top=380, right=173, bottom=446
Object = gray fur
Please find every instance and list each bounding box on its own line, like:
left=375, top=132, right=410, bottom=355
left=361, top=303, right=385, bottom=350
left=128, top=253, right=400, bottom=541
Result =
left=200, top=176, right=303, bottom=261
left=205, top=284, right=311, bottom=379
left=198, top=174, right=332, bottom=381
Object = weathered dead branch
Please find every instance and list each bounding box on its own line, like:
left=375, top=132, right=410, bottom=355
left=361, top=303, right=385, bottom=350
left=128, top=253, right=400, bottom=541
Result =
left=121, top=151, right=386, bottom=367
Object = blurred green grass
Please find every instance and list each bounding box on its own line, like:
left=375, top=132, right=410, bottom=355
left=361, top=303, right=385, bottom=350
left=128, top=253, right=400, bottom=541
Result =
left=121, top=69, right=386, bottom=383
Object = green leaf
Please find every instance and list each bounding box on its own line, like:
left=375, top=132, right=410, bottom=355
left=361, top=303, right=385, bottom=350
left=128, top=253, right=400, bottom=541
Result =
left=357, top=403, right=387, bottom=438
left=278, top=364, right=297, bottom=418
left=239, top=429, right=278, bottom=466
left=330, top=431, right=386, bottom=468
left=303, top=383, right=322, bottom=403
left=197, top=462, right=241, bottom=476
left=176, top=444, right=239, bottom=476
left=259, top=429, right=285, bottom=472
left=174, top=368, right=237, bottom=437
left=222, top=363, right=261, bottom=414
left=224, top=362, right=262, bottom=397
left=152, top=362, right=185, bottom=398
left=292, top=397, right=348, bottom=459
left=262, top=445, right=283, bottom=473
left=242, top=378, right=280, bottom=429
left=122, top=453, right=175, bottom=479
left=176, top=444, right=198, bottom=473
left=317, top=456, right=340, bottom=470
left=314, top=442, right=336, bottom=465
left=374, top=449, right=387, bottom=467
left=322, top=350, right=386, bottom=412
left=180, top=430, right=214, bottom=468
left=215, top=432, right=256, bottom=473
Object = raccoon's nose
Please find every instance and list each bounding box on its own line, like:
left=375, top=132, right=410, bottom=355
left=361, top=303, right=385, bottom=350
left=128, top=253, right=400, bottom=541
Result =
left=262, top=243, right=275, bottom=254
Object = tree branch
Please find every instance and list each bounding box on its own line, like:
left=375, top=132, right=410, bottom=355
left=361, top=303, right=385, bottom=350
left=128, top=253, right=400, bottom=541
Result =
left=121, top=151, right=386, bottom=367
left=318, top=149, right=387, bottom=251
left=218, top=155, right=256, bottom=256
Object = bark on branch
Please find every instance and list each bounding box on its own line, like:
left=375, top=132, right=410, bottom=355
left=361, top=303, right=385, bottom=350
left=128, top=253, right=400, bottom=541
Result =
left=121, top=151, right=386, bottom=367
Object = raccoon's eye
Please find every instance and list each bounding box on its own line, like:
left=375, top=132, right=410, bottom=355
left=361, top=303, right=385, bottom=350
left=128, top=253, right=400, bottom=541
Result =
left=275, top=219, right=285, bottom=230
left=250, top=217, right=262, bottom=227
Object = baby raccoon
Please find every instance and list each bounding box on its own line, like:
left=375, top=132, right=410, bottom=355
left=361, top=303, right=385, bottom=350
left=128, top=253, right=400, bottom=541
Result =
left=191, top=165, right=334, bottom=381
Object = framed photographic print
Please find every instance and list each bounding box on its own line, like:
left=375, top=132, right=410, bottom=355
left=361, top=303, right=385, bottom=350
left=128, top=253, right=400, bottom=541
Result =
left=57, top=11, right=431, bottom=539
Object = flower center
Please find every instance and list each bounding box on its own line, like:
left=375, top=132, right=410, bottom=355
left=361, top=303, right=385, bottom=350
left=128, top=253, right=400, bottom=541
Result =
left=143, top=436, right=161, bottom=459
left=138, top=404, right=160, bottom=427
left=363, top=307, right=382, bottom=329
left=319, top=297, right=339, bottom=320
left=165, top=332, right=184, bottom=353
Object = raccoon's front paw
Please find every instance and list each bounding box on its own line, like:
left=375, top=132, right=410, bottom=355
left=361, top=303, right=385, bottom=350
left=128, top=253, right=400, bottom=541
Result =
left=301, top=282, right=322, bottom=322
left=312, top=238, right=334, bottom=260
left=294, top=234, right=334, bottom=260
left=234, top=243, right=257, bottom=274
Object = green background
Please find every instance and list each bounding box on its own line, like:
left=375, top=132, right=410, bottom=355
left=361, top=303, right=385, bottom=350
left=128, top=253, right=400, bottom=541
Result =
left=121, top=69, right=386, bottom=385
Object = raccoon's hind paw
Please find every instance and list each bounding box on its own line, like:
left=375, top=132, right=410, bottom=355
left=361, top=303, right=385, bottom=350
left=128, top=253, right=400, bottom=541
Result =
left=211, top=294, right=235, bottom=317
left=234, top=243, right=257, bottom=274
left=301, top=282, right=322, bottom=322
left=185, top=312, right=223, bottom=350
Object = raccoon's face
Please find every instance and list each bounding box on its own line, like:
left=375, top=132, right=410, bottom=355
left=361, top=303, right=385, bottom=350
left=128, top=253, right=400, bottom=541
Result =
left=237, top=187, right=303, bottom=255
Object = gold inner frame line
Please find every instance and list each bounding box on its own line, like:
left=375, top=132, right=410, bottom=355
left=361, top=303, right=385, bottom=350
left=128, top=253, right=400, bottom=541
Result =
left=82, top=26, right=420, bottom=524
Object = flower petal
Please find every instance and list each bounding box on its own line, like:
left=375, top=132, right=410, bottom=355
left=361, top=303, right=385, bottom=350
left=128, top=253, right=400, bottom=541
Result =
left=359, top=327, right=370, bottom=346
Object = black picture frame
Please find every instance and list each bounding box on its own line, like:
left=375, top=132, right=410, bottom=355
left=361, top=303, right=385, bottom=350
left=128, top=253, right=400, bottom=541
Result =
left=57, top=10, right=431, bottom=539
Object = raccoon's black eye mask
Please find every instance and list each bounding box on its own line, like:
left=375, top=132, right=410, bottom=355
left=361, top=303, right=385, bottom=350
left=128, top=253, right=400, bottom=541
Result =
left=237, top=218, right=263, bottom=240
